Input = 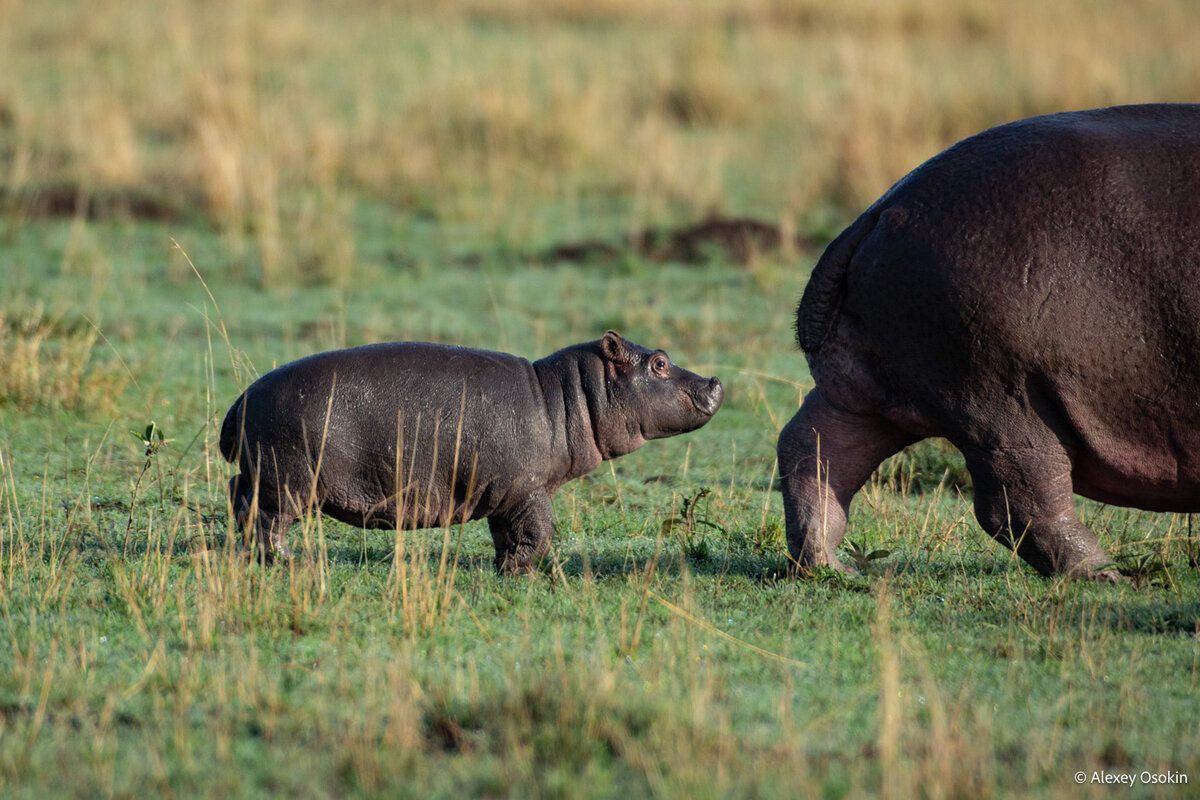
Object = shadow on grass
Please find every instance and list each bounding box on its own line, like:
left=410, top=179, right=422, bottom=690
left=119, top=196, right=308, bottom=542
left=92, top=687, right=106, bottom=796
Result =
left=315, top=539, right=793, bottom=582
left=88, top=519, right=1200, bottom=637
left=1079, top=599, right=1200, bottom=636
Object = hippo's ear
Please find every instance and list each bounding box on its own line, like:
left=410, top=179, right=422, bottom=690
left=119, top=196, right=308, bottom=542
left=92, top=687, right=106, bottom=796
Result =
left=601, top=330, right=632, bottom=365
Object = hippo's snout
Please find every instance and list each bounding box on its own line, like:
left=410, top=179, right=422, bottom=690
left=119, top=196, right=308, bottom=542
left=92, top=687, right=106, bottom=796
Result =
left=692, top=376, right=724, bottom=417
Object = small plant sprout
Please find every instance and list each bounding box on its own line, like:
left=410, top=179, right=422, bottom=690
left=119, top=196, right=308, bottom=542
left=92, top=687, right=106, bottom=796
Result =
left=1114, top=551, right=1172, bottom=590
left=131, top=421, right=167, bottom=460
left=844, top=538, right=891, bottom=573
left=661, top=488, right=727, bottom=562
left=125, top=422, right=172, bottom=553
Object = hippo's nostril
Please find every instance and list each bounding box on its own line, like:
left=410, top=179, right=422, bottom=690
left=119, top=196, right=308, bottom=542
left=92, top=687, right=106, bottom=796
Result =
left=694, top=377, right=725, bottom=416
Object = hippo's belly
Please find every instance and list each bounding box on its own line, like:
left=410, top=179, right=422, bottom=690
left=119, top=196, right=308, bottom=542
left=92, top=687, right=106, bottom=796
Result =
left=1052, top=384, right=1200, bottom=512
left=315, top=479, right=479, bottom=530
left=311, top=424, right=547, bottom=530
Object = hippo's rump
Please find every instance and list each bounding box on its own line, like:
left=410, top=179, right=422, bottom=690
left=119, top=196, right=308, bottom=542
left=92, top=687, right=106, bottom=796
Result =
left=799, top=103, right=1200, bottom=509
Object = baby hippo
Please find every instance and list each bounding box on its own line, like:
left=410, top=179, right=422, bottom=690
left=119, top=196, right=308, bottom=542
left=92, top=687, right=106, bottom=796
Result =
left=219, top=331, right=723, bottom=572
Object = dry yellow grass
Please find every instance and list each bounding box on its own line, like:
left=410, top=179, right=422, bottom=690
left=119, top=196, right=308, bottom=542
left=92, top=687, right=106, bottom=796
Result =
left=1, top=0, right=1198, bottom=276
left=0, top=303, right=129, bottom=414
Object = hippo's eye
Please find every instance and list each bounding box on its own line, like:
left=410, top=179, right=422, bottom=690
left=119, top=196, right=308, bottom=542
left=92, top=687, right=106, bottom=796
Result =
left=651, top=355, right=670, bottom=376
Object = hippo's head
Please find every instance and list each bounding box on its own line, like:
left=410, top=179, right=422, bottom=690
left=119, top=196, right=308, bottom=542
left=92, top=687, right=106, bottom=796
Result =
left=589, top=330, right=724, bottom=458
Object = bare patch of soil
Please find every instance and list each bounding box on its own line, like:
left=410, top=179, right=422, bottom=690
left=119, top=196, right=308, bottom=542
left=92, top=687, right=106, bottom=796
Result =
left=4, top=182, right=182, bottom=221
left=540, top=215, right=816, bottom=266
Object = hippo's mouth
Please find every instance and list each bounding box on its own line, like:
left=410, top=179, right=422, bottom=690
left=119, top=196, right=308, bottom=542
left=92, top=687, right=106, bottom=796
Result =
left=687, top=377, right=725, bottom=418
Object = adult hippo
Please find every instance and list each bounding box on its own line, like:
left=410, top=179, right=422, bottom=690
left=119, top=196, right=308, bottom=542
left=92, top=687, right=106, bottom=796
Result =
left=778, top=103, right=1200, bottom=581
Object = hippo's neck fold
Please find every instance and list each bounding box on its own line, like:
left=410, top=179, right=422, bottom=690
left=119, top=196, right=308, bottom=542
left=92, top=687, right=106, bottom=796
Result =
left=533, top=351, right=605, bottom=488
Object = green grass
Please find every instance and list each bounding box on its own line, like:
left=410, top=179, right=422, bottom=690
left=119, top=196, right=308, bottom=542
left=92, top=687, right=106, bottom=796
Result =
left=3, top=1, right=1200, bottom=796
left=0, top=214, right=1197, bottom=799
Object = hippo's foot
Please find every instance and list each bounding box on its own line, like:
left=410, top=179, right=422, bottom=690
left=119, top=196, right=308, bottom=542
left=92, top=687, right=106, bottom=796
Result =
left=488, top=491, right=555, bottom=577
left=778, top=389, right=917, bottom=574
left=965, top=442, right=1120, bottom=579
left=786, top=556, right=861, bottom=580
left=255, top=535, right=294, bottom=565
left=494, top=555, right=542, bottom=577
left=1083, top=567, right=1129, bottom=584
left=228, top=474, right=296, bottom=566
left=234, top=520, right=293, bottom=566
left=240, top=540, right=293, bottom=566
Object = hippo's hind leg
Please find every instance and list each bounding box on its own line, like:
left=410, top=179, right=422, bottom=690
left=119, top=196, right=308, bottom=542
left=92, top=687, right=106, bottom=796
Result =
left=778, top=389, right=917, bottom=574
left=963, top=441, right=1122, bottom=581
left=228, top=473, right=296, bottom=563
left=488, top=490, right=555, bottom=575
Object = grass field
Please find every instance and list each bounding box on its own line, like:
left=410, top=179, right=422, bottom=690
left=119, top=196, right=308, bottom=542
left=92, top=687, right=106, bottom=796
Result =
left=2, top=1, right=1199, bottom=797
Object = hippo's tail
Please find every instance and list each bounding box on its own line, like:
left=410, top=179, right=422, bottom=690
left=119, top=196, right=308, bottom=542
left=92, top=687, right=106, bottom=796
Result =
left=795, top=210, right=878, bottom=353
left=218, top=394, right=245, bottom=463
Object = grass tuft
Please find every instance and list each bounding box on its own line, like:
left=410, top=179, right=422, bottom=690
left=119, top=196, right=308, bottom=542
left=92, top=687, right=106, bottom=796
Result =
left=0, top=303, right=129, bottom=414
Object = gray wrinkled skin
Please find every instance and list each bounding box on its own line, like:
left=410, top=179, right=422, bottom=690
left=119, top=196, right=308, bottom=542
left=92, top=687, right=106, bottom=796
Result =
left=221, top=331, right=723, bottom=572
left=778, top=103, right=1200, bottom=581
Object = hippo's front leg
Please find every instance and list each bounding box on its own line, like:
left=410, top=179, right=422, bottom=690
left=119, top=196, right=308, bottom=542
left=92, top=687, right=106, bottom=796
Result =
left=488, top=490, right=556, bottom=575
left=778, top=389, right=916, bottom=574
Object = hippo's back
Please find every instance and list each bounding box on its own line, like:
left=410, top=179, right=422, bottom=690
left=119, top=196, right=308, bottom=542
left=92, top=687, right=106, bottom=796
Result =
left=799, top=103, right=1200, bottom=509
left=226, top=341, right=536, bottom=447
left=221, top=342, right=552, bottom=520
